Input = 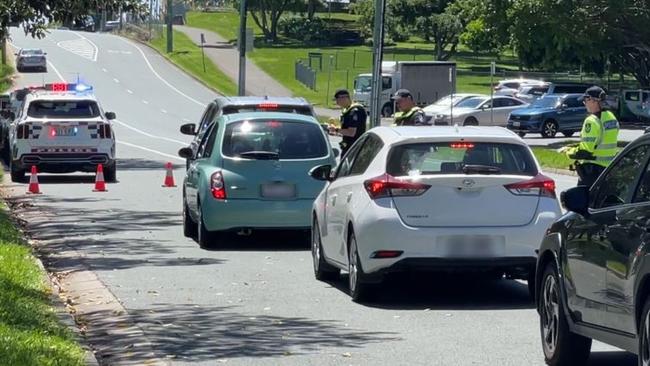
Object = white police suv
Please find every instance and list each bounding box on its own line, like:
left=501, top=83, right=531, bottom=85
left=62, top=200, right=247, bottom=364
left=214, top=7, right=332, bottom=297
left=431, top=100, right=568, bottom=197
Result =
left=8, top=83, right=117, bottom=182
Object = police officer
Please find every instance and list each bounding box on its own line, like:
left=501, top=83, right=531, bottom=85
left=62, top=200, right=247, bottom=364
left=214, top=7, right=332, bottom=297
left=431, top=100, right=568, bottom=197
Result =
left=392, top=89, right=428, bottom=126
left=328, top=89, right=367, bottom=157
left=563, top=86, right=619, bottom=187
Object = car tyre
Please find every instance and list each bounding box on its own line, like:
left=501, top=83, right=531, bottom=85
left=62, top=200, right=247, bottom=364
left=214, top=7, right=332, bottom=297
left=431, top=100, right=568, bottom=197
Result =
left=541, top=120, right=559, bottom=138
left=197, top=201, right=218, bottom=249
left=348, top=230, right=375, bottom=302
left=183, top=201, right=198, bottom=238
left=103, top=164, right=117, bottom=183
left=10, top=160, right=25, bottom=182
left=464, top=117, right=479, bottom=126
left=562, top=131, right=575, bottom=138
left=539, top=263, right=591, bottom=366
left=312, top=218, right=340, bottom=281
left=638, top=296, right=650, bottom=366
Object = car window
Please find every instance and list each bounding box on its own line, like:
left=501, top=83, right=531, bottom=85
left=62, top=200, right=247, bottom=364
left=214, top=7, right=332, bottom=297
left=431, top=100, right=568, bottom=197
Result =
left=27, top=100, right=100, bottom=118
left=196, top=123, right=216, bottom=159
left=222, top=105, right=313, bottom=116
left=336, top=135, right=367, bottom=178
left=492, top=98, right=508, bottom=108
left=349, top=134, right=383, bottom=176
left=530, top=87, right=548, bottom=96
left=592, top=145, right=650, bottom=209
left=632, top=147, right=650, bottom=203
left=382, top=77, right=392, bottom=90
left=386, top=142, right=538, bottom=176
left=564, top=97, right=583, bottom=108
left=503, top=82, right=519, bottom=89
left=199, top=103, right=217, bottom=132
left=625, top=92, right=640, bottom=102
left=222, top=120, right=328, bottom=159
left=202, top=124, right=219, bottom=158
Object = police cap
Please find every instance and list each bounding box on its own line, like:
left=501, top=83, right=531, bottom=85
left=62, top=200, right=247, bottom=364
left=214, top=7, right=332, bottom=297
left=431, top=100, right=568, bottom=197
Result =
left=333, top=89, right=350, bottom=99
left=392, top=89, right=413, bottom=100
left=578, top=86, right=606, bottom=101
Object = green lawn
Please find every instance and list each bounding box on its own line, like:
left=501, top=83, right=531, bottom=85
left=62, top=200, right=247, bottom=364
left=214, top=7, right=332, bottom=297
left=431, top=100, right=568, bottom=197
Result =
left=532, top=147, right=574, bottom=170
left=186, top=10, right=517, bottom=107
left=0, top=185, right=86, bottom=365
left=150, top=30, right=238, bottom=96
left=0, top=64, right=13, bottom=92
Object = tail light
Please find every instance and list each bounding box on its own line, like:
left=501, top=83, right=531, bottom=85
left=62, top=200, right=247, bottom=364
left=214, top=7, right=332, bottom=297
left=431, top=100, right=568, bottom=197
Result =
left=98, top=124, right=112, bottom=139
left=211, top=171, right=226, bottom=200
left=504, top=174, right=556, bottom=198
left=364, top=174, right=431, bottom=199
left=16, top=125, right=28, bottom=139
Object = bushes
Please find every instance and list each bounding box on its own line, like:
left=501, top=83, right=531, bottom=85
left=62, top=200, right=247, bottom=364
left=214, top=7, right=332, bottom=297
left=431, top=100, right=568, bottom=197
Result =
left=279, top=16, right=361, bottom=46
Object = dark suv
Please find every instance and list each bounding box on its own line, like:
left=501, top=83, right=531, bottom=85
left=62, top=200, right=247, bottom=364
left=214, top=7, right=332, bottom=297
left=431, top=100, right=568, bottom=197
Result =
left=535, top=132, right=650, bottom=365
left=179, top=96, right=317, bottom=166
left=507, top=94, right=587, bottom=138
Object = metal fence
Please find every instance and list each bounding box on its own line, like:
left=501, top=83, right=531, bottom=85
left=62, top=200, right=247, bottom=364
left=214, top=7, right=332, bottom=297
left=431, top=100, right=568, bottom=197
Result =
left=295, top=61, right=317, bottom=90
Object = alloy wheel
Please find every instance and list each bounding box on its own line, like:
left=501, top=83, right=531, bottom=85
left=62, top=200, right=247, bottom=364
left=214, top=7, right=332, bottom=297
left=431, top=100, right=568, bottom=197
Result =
left=312, top=224, right=321, bottom=272
left=541, top=273, right=560, bottom=356
left=642, top=309, right=650, bottom=366
left=348, top=237, right=358, bottom=293
left=543, top=121, right=557, bottom=137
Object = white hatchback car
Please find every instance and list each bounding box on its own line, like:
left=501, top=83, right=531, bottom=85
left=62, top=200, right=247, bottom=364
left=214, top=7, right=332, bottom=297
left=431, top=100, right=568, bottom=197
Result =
left=309, top=126, right=561, bottom=301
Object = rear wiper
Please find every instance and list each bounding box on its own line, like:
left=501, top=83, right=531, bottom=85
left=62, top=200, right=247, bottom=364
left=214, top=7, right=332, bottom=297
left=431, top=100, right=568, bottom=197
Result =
left=462, top=164, right=501, bottom=175
left=238, top=151, right=280, bottom=160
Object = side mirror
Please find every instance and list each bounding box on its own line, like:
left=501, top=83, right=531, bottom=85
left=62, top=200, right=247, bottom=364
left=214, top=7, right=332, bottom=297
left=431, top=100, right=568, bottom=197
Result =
left=560, top=186, right=590, bottom=217
left=180, top=123, right=197, bottom=136
left=105, top=111, right=116, bottom=120
left=309, top=164, right=333, bottom=181
left=332, top=148, right=340, bottom=158
left=178, top=147, right=194, bottom=159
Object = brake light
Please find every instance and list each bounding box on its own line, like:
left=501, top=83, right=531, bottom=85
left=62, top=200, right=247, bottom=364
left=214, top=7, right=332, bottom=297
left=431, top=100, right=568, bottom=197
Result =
left=211, top=171, right=226, bottom=200
left=371, top=250, right=403, bottom=258
left=450, top=142, right=474, bottom=149
left=98, top=124, right=112, bottom=138
left=504, top=174, right=556, bottom=198
left=49, top=128, right=56, bottom=138
left=258, top=102, right=278, bottom=109
left=16, top=125, right=27, bottom=139
left=364, top=174, right=431, bottom=199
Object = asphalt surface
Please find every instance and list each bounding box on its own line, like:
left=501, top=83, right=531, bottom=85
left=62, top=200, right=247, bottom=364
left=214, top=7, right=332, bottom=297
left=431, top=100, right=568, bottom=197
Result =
left=3, top=28, right=639, bottom=365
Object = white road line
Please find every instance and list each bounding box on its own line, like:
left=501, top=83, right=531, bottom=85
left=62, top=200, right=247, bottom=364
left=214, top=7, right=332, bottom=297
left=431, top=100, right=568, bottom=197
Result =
left=127, top=89, right=133, bottom=94
left=161, top=109, right=167, bottom=114
left=71, top=31, right=99, bottom=62
left=113, top=78, right=120, bottom=83
left=143, top=100, right=149, bottom=104
left=117, top=37, right=206, bottom=107
left=114, top=119, right=186, bottom=145
left=47, top=61, right=66, bottom=82
left=117, top=141, right=184, bottom=161
left=102, top=68, right=108, bottom=73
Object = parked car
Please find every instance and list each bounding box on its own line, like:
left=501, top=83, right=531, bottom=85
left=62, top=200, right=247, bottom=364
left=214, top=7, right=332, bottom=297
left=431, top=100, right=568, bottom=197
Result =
left=433, top=96, right=528, bottom=126
left=309, top=126, right=561, bottom=302
left=72, top=15, right=96, bottom=32
left=15, top=48, right=47, bottom=72
left=179, top=96, right=317, bottom=168
left=495, top=79, right=546, bottom=96
left=422, top=93, right=485, bottom=117
left=543, top=82, right=592, bottom=95
left=180, top=112, right=337, bottom=248
left=535, top=132, right=650, bottom=365
left=515, top=84, right=551, bottom=102
left=507, top=94, right=587, bottom=138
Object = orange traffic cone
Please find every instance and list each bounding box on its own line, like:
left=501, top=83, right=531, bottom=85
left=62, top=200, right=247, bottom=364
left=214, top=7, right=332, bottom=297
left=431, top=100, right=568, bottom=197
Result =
left=27, top=166, right=42, bottom=194
left=93, top=164, right=107, bottom=192
left=162, top=162, right=176, bottom=188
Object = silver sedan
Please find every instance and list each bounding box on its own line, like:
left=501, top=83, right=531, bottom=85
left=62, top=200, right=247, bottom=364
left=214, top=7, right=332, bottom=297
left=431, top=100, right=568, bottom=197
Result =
left=16, top=48, right=47, bottom=72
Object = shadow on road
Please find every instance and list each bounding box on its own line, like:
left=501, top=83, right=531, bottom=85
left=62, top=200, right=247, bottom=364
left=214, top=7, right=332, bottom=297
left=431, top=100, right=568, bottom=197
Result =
left=84, top=303, right=400, bottom=364
left=199, top=230, right=310, bottom=252
left=117, top=158, right=184, bottom=171
left=327, top=272, right=535, bottom=311
left=588, top=351, right=636, bottom=365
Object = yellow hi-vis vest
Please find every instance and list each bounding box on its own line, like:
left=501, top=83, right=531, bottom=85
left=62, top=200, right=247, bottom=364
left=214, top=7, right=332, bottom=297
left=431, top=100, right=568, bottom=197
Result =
left=566, top=110, right=619, bottom=167
left=393, top=106, right=423, bottom=126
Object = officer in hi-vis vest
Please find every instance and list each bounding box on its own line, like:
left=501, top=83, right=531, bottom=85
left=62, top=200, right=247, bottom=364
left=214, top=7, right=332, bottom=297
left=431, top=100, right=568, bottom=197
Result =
left=328, top=89, right=367, bottom=157
left=562, top=86, right=619, bottom=187
left=392, top=89, right=428, bottom=126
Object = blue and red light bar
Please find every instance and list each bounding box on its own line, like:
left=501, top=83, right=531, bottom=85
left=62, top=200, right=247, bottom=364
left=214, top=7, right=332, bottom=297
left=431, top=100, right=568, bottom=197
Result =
left=44, top=83, right=93, bottom=92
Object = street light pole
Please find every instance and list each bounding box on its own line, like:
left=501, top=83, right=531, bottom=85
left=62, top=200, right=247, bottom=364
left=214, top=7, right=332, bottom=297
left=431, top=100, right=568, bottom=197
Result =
left=369, top=0, right=387, bottom=128
left=166, top=0, right=173, bottom=52
left=238, top=0, right=247, bottom=96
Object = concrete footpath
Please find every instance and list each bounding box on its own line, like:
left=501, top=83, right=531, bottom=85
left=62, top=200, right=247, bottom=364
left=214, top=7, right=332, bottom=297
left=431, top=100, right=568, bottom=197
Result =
left=175, top=25, right=339, bottom=119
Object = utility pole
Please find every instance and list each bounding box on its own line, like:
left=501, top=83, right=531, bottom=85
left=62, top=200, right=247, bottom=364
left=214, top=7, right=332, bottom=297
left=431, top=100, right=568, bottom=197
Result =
left=369, top=0, right=387, bottom=127
left=166, top=0, right=173, bottom=53
left=237, top=0, right=247, bottom=96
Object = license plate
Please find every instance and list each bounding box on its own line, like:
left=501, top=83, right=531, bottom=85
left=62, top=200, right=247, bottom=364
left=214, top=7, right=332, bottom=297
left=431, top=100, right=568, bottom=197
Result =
left=438, top=235, right=504, bottom=258
left=55, top=126, right=77, bottom=137
left=512, top=121, right=520, bottom=127
left=261, top=183, right=295, bottom=198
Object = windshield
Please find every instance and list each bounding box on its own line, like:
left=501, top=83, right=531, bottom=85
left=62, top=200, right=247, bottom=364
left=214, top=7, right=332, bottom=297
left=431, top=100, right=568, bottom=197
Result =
left=222, top=105, right=313, bottom=116
left=456, top=97, right=487, bottom=109
left=354, top=76, right=372, bottom=93
left=531, top=96, right=560, bottom=109
left=22, top=49, right=43, bottom=56
left=27, top=100, right=100, bottom=118
left=223, top=120, right=328, bottom=160
left=387, top=142, right=538, bottom=176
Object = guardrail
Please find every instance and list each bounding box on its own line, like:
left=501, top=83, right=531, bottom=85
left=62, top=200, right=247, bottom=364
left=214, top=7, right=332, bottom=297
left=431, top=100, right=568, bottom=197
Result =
left=295, top=61, right=317, bottom=90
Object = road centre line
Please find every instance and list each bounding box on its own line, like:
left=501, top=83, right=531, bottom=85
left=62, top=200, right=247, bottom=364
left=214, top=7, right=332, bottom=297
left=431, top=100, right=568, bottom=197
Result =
left=117, top=141, right=184, bottom=162
left=127, top=89, right=133, bottom=94
left=114, top=119, right=186, bottom=145
left=47, top=61, right=66, bottom=82
left=143, top=100, right=149, bottom=104
left=113, top=78, right=120, bottom=83
left=117, top=37, right=206, bottom=107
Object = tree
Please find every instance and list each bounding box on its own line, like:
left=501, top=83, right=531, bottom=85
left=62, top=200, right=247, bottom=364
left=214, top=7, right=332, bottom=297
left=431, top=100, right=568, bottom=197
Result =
left=460, top=18, right=499, bottom=53
left=350, top=0, right=408, bottom=43
left=247, top=0, right=302, bottom=42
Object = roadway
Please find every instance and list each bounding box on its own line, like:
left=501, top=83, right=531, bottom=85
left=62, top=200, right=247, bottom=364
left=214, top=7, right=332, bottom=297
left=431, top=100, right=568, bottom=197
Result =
left=2, top=28, right=637, bottom=365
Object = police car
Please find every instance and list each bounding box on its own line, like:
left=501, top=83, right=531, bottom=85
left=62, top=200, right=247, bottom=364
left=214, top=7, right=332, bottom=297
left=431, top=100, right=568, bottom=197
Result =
left=8, top=83, right=117, bottom=182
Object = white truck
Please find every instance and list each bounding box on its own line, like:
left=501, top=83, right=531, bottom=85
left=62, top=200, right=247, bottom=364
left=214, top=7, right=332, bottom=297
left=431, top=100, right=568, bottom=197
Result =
left=352, top=61, right=457, bottom=117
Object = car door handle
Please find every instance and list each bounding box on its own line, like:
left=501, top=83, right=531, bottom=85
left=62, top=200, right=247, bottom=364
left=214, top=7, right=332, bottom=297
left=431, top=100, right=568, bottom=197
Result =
left=346, top=192, right=353, bottom=203
left=331, top=196, right=337, bottom=206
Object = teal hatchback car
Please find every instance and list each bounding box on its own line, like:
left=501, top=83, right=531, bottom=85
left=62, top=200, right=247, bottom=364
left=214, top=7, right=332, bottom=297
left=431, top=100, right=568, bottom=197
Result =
left=179, top=112, right=338, bottom=248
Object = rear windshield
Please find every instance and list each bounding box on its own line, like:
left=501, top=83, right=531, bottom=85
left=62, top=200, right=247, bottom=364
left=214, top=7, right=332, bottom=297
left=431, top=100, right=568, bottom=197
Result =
left=22, top=49, right=43, bottom=56
left=223, top=120, right=328, bottom=159
left=27, top=100, right=100, bottom=118
left=387, top=142, right=538, bottom=176
left=222, top=105, right=314, bottom=116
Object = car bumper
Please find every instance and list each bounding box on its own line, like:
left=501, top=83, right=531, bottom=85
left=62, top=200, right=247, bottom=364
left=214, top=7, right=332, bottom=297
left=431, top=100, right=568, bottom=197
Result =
left=202, top=198, right=314, bottom=231
left=507, top=120, right=541, bottom=132
left=354, top=199, right=560, bottom=275
left=15, top=153, right=113, bottom=173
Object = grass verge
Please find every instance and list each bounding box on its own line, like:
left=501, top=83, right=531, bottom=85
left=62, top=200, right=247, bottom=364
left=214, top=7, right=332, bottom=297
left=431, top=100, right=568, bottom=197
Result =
left=0, top=176, right=86, bottom=365
left=0, top=64, right=14, bottom=92
left=150, top=30, right=238, bottom=96
left=531, top=147, right=574, bottom=170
